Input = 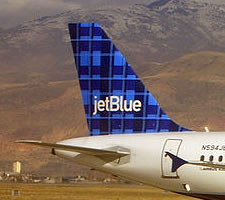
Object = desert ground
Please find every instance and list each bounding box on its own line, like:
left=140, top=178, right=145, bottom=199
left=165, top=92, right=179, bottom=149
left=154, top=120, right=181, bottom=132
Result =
left=0, top=183, right=196, bottom=200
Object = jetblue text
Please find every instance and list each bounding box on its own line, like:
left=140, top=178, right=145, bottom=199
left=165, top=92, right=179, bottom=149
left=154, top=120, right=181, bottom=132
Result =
left=93, top=96, right=142, bottom=115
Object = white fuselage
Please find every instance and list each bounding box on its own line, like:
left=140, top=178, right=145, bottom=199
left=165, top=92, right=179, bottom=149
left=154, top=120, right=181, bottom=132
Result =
left=55, top=132, right=225, bottom=198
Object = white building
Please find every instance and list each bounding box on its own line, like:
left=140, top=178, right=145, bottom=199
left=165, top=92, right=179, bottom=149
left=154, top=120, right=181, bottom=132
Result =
left=13, top=161, right=21, bottom=174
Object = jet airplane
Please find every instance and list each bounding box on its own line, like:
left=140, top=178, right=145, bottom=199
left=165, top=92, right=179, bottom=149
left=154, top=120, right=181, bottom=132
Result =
left=17, top=23, right=225, bottom=200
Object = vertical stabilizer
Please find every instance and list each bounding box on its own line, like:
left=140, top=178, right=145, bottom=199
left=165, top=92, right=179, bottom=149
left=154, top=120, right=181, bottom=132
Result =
left=68, top=23, right=191, bottom=135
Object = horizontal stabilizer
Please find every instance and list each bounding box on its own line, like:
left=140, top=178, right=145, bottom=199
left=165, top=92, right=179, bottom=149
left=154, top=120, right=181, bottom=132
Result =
left=16, top=140, right=130, bottom=161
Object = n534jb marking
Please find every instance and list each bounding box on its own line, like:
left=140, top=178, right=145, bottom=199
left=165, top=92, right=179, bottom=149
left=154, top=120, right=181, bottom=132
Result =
left=202, top=145, right=225, bottom=151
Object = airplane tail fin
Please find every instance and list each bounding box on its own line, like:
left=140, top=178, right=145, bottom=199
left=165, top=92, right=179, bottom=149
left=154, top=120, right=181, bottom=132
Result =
left=68, top=23, right=191, bottom=135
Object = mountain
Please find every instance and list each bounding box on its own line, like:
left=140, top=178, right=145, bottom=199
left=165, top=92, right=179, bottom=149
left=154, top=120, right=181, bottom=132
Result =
left=142, top=51, right=225, bottom=131
left=0, top=0, right=225, bottom=175
left=1, top=50, right=225, bottom=176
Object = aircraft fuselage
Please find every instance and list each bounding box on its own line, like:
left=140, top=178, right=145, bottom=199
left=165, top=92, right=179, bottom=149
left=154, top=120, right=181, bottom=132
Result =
left=55, top=132, right=225, bottom=199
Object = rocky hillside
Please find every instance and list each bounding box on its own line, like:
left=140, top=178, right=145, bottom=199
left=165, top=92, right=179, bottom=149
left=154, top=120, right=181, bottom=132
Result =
left=0, top=0, right=225, bottom=175
left=0, top=0, right=225, bottom=84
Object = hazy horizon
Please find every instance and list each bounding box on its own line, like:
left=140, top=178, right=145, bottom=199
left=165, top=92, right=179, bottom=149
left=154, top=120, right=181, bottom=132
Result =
left=0, top=0, right=151, bottom=29
left=1, top=0, right=224, bottom=29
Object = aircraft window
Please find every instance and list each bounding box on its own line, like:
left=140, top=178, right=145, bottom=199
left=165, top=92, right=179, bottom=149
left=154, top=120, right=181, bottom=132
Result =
left=209, top=155, right=214, bottom=162
left=219, top=156, right=223, bottom=162
left=200, top=155, right=204, bottom=161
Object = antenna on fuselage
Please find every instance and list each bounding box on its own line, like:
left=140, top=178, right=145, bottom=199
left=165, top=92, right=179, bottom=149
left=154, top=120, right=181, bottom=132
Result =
left=204, top=127, right=210, bottom=132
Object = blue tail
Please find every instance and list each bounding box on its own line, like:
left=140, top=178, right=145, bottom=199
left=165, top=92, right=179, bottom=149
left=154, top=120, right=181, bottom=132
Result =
left=68, top=23, right=191, bottom=135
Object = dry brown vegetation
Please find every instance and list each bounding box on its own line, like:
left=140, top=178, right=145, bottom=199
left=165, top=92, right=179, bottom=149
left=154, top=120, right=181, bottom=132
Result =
left=141, top=51, right=225, bottom=131
left=0, top=184, right=195, bottom=200
left=0, top=51, right=225, bottom=176
left=0, top=1, right=225, bottom=176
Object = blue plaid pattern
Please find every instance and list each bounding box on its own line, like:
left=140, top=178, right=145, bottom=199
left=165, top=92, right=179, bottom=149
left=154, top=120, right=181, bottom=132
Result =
left=68, top=23, right=191, bottom=135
